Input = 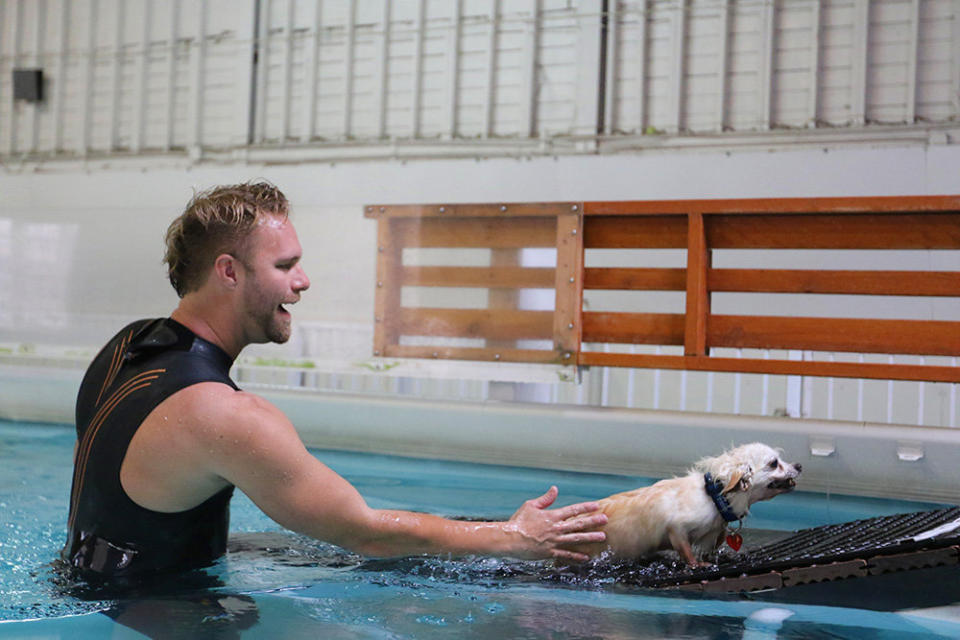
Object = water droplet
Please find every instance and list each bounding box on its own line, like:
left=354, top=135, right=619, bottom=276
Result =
left=415, top=615, right=448, bottom=626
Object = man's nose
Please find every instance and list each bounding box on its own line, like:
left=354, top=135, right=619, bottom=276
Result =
left=294, top=265, right=310, bottom=292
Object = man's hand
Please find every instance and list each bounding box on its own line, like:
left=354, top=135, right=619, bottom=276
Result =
left=504, top=486, right=607, bottom=562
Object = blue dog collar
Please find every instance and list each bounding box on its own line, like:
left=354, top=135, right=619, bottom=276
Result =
left=704, top=472, right=742, bottom=523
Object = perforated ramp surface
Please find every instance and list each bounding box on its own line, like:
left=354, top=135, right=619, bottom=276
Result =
left=373, top=508, right=960, bottom=612
left=619, top=506, right=960, bottom=593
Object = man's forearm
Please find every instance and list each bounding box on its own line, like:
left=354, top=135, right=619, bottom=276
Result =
left=345, top=509, right=522, bottom=558
left=283, top=485, right=606, bottom=562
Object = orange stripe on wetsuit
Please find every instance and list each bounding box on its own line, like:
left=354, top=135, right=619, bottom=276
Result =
left=68, top=369, right=165, bottom=531
left=95, top=330, right=133, bottom=408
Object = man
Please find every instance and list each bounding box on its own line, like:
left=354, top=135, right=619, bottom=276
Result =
left=63, top=182, right=606, bottom=582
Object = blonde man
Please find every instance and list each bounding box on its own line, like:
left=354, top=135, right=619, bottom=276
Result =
left=63, top=182, right=606, bottom=582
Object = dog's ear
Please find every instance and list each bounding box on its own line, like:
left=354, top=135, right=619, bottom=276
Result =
left=722, top=465, right=752, bottom=495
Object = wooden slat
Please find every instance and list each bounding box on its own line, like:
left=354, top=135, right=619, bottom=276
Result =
left=685, top=213, right=710, bottom=356
left=399, top=307, right=553, bottom=341
left=363, top=202, right=581, bottom=218
left=369, top=197, right=960, bottom=218
left=554, top=213, right=583, bottom=358
left=581, top=312, right=960, bottom=356
left=584, top=267, right=686, bottom=290
left=709, top=269, right=960, bottom=296
left=387, top=345, right=564, bottom=364
left=584, top=215, right=687, bottom=248
left=373, top=218, right=402, bottom=356
left=706, top=213, right=960, bottom=249
left=403, top=266, right=555, bottom=288
left=578, top=352, right=960, bottom=384
left=371, top=197, right=960, bottom=219
left=582, top=312, right=685, bottom=345
left=709, top=315, right=960, bottom=356
left=393, top=217, right=557, bottom=248
left=583, top=195, right=960, bottom=216
left=585, top=268, right=960, bottom=295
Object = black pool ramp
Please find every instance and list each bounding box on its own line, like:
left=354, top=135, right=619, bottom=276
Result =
left=628, top=506, right=960, bottom=606
left=368, top=509, right=960, bottom=612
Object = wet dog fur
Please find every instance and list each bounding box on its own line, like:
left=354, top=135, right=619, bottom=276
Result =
left=568, top=443, right=801, bottom=566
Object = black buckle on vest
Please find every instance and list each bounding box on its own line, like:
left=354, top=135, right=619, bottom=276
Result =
left=70, top=531, right=139, bottom=575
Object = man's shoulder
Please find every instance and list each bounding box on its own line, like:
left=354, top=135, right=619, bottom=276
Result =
left=168, top=384, right=285, bottom=427
left=158, top=384, right=295, bottom=456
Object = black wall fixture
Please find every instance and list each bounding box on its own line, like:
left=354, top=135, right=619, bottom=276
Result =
left=13, top=69, right=44, bottom=103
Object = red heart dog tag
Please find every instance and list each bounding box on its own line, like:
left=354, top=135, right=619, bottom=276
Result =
left=726, top=533, right=743, bottom=551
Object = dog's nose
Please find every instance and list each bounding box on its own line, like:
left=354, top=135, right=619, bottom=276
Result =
left=795, top=463, right=802, bottom=473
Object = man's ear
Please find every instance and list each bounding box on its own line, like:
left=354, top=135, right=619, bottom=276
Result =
left=213, top=253, right=240, bottom=288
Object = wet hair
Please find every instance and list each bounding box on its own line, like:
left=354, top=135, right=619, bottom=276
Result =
left=164, top=181, right=289, bottom=297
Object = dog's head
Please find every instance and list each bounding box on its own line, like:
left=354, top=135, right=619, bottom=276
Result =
left=693, top=442, right=801, bottom=507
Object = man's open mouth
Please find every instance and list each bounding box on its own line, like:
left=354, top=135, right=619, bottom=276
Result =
left=768, top=478, right=797, bottom=491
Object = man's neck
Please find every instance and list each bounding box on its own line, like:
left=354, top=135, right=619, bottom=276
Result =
left=170, top=302, right=242, bottom=360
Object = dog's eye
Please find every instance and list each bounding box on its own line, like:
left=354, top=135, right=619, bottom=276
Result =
left=767, top=459, right=778, bottom=469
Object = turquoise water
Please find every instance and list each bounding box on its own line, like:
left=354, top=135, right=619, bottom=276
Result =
left=1, top=419, right=958, bottom=639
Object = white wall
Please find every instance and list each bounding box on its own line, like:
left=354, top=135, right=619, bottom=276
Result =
left=2, top=0, right=959, bottom=159
left=2, top=141, right=959, bottom=348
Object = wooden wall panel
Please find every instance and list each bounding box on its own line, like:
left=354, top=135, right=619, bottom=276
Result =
left=368, top=195, right=960, bottom=382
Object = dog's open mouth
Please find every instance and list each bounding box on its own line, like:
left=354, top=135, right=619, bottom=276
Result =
left=768, top=478, right=797, bottom=491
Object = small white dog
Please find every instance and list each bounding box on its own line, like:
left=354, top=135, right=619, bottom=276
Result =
left=568, top=443, right=801, bottom=566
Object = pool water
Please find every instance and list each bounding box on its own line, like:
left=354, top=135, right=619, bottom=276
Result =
left=1, top=419, right=959, bottom=639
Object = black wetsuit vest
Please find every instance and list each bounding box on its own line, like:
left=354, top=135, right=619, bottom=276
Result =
left=62, top=318, right=238, bottom=580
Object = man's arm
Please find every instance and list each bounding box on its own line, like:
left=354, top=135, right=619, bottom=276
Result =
left=199, top=389, right=607, bottom=561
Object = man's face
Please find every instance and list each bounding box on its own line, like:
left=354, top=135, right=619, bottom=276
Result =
left=237, top=215, right=310, bottom=344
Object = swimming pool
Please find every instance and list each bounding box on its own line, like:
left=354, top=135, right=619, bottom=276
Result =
left=1, top=419, right=959, bottom=638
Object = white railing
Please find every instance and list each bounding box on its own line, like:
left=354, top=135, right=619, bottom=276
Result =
left=4, top=320, right=957, bottom=429
left=230, top=323, right=960, bottom=429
